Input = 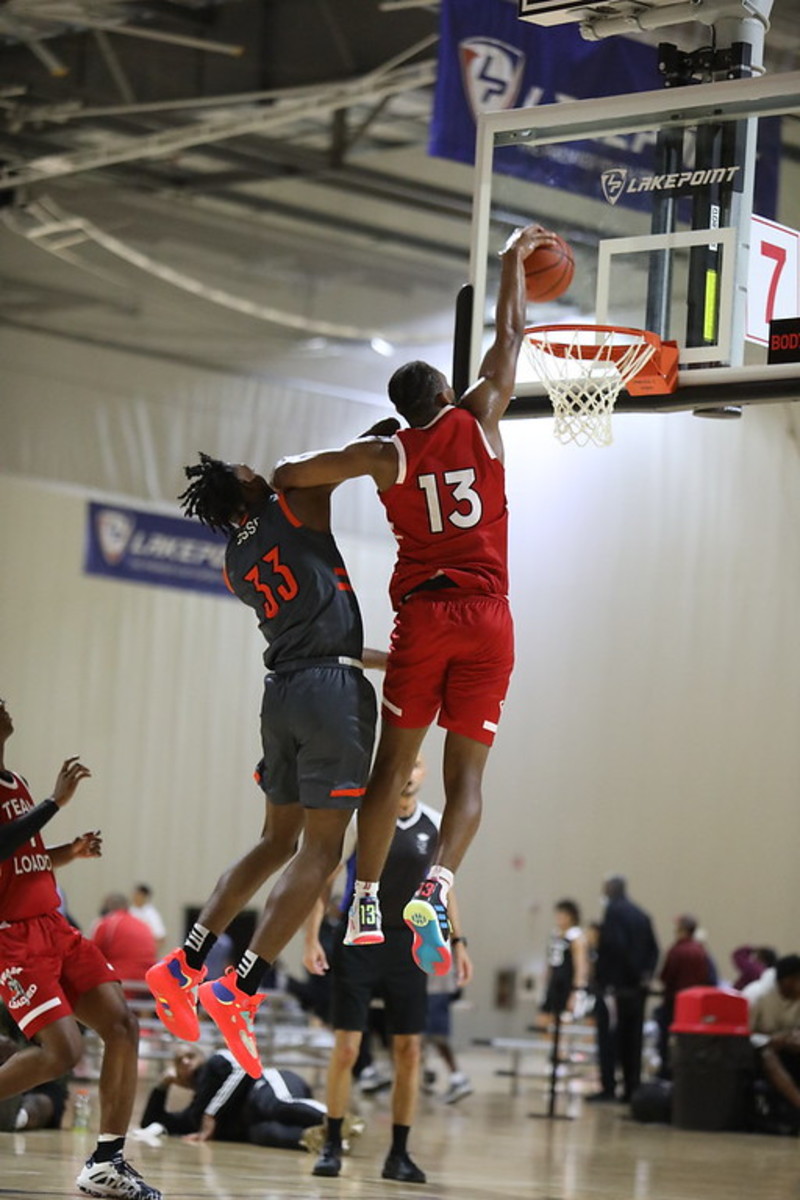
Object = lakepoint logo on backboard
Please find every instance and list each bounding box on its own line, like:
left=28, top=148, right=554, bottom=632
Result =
left=459, top=38, right=525, bottom=116
left=600, top=164, right=741, bottom=205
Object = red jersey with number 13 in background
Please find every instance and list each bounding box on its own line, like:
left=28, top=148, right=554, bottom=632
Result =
left=379, top=406, right=508, bottom=610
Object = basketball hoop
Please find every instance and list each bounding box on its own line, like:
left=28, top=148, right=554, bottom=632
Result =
left=523, top=324, right=679, bottom=447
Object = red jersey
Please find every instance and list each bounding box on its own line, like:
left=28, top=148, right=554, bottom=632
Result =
left=0, top=772, right=61, bottom=922
left=91, top=909, right=156, bottom=982
left=380, top=406, right=508, bottom=610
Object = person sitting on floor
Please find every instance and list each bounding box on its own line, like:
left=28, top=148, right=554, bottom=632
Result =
left=139, top=1045, right=327, bottom=1149
left=0, top=1032, right=68, bottom=1131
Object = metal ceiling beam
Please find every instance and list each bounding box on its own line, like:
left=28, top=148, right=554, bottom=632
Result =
left=0, top=60, right=437, bottom=191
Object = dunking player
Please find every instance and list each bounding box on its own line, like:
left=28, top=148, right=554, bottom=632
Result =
left=272, top=223, right=555, bottom=974
left=147, top=439, right=390, bottom=1078
left=0, top=698, right=161, bottom=1200
left=304, top=757, right=472, bottom=1183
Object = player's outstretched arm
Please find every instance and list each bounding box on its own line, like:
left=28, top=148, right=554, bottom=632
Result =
left=0, top=756, right=89, bottom=863
left=460, top=224, right=560, bottom=451
left=271, top=435, right=398, bottom=493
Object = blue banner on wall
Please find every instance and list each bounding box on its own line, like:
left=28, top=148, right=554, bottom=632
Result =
left=430, top=0, right=779, bottom=219
left=84, top=501, right=229, bottom=597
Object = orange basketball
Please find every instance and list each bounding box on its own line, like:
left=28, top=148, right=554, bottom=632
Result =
left=524, top=234, right=575, bottom=303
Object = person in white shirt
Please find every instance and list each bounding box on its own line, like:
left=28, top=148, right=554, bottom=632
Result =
left=745, top=954, right=800, bottom=1128
left=129, top=884, right=166, bottom=951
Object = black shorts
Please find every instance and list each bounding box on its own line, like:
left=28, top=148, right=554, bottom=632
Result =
left=330, top=927, right=427, bottom=1036
left=259, top=665, right=376, bottom=810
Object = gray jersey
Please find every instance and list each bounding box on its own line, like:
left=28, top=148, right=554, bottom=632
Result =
left=225, top=491, right=363, bottom=669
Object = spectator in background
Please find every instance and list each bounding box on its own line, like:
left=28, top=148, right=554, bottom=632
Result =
left=745, top=954, right=800, bottom=1134
left=130, top=884, right=166, bottom=952
left=540, top=900, right=590, bottom=1022
left=139, top=1044, right=326, bottom=1148
left=92, top=894, right=157, bottom=989
left=654, top=914, right=713, bottom=1079
left=591, top=875, right=659, bottom=1103
left=424, top=963, right=473, bottom=1104
left=732, top=945, right=778, bottom=991
left=0, top=1033, right=68, bottom=1131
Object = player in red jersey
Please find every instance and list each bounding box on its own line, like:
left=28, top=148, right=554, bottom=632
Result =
left=0, top=697, right=161, bottom=1200
left=272, top=223, right=556, bottom=975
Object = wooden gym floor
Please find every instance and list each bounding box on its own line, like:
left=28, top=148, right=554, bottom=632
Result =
left=1, top=1050, right=797, bottom=1200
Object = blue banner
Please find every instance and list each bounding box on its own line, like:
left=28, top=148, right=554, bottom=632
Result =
left=84, top=501, right=230, bottom=597
left=430, top=0, right=779, bottom=218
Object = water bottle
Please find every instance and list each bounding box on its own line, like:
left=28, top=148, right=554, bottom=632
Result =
left=73, top=1087, right=91, bottom=1132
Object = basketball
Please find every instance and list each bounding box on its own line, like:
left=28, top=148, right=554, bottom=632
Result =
left=524, top=234, right=575, bottom=303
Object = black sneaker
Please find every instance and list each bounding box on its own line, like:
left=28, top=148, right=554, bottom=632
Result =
left=312, top=1141, right=342, bottom=1177
left=382, top=1151, right=427, bottom=1183
left=586, top=1090, right=616, bottom=1103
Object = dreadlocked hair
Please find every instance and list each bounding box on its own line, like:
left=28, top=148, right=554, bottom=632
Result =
left=179, top=453, right=243, bottom=535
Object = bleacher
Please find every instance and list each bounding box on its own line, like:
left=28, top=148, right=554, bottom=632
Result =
left=81, top=981, right=334, bottom=1087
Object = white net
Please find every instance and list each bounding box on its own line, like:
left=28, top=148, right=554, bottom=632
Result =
left=523, top=326, right=657, bottom=448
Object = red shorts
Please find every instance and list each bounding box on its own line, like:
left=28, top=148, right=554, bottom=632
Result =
left=0, top=910, right=119, bottom=1039
left=382, top=592, right=514, bottom=746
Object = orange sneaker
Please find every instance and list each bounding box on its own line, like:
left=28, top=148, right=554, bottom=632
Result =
left=197, top=968, right=264, bottom=1078
left=146, top=949, right=206, bottom=1041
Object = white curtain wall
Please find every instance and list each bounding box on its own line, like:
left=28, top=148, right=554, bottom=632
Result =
left=2, top=327, right=800, bottom=1040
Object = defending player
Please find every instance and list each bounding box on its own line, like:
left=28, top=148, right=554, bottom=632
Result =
left=272, top=223, right=555, bottom=975
left=147, top=442, right=388, bottom=1078
left=0, top=698, right=161, bottom=1200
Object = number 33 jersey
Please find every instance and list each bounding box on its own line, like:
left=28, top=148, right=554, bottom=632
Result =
left=224, top=491, right=364, bottom=669
left=380, top=406, right=509, bottom=610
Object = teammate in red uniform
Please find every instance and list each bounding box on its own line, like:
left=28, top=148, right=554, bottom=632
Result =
left=0, top=697, right=161, bottom=1200
left=272, top=222, right=555, bottom=975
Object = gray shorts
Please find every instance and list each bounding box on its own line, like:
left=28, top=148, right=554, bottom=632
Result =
left=259, top=664, right=376, bottom=810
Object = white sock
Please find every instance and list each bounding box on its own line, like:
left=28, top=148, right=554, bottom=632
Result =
left=354, top=880, right=379, bottom=897
left=427, top=865, right=454, bottom=902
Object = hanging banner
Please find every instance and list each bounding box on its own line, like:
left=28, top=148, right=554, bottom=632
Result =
left=84, top=501, right=229, bottom=597
left=430, top=0, right=780, bottom=218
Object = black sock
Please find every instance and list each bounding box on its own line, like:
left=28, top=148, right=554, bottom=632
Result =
left=93, top=1135, right=124, bottom=1163
left=326, top=1116, right=344, bottom=1149
left=391, top=1123, right=410, bottom=1156
left=236, top=949, right=271, bottom=996
left=183, top=923, right=217, bottom=971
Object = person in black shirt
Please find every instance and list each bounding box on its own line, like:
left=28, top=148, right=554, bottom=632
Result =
left=140, top=1045, right=325, bottom=1149
left=304, top=758, right=472, bottom=1184
left=147, top=432, right=394, bottom=1078
left=592, top=875, right=659, bottom=1102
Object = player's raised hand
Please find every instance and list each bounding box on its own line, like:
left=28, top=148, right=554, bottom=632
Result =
left=70, top=830, right=102, bottom=859
left=358, top=416, right=401, bottom=439
left=500, top=223, right=557, bottom=258
left=52, top=756, right=92, bottom=808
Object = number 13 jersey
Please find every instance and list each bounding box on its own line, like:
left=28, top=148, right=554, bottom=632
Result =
left=380, top=406, right=508, bottom=610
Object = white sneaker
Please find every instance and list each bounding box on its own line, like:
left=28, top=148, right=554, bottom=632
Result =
left=443, top=1076, right=473, bottom=1105
left=358, top=1063, right=392, bottom=1094
left=343, top=893, right=384, bottom=946
left=76, top=1154, right=162, bottom=1200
